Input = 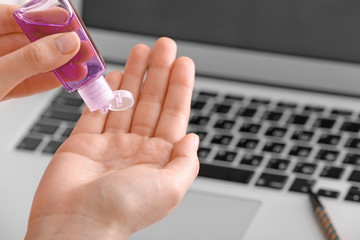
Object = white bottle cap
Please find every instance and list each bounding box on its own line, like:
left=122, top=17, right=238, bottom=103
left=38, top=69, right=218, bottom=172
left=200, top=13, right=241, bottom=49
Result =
left=78, top=75, right=134, bottom=114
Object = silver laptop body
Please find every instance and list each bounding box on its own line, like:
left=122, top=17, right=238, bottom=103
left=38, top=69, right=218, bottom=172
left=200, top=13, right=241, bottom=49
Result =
left=1, top=0, right=360, bottom=239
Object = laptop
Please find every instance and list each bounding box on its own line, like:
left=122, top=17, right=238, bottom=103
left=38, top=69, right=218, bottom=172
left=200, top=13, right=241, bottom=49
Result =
left=1, top=0, right=360, bottom=239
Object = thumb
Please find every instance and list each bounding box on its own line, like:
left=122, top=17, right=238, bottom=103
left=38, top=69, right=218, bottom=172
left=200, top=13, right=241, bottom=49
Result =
left=165, top=133, right=200, bottom=193
left=0, top=32, right=80, bottom=99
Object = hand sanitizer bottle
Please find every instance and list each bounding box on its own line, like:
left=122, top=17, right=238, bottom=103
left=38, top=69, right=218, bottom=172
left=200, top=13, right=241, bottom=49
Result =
left=13, top=0, right=134, bottom=114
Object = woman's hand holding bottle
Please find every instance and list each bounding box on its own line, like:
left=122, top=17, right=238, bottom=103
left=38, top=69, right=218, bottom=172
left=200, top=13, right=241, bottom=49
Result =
left=0, top=4, right=80, bottom=101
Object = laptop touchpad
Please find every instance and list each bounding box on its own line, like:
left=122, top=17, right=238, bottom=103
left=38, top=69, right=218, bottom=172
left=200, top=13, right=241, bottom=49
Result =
left=130, top=189, right=261, bottom=240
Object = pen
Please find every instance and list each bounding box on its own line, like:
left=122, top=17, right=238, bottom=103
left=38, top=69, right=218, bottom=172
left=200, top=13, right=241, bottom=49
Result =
left=308, top=188, right=341, bottom=240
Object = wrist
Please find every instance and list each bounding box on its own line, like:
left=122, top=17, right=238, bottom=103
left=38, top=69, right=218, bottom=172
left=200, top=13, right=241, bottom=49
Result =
left=25, top=213, right=130, bottom=240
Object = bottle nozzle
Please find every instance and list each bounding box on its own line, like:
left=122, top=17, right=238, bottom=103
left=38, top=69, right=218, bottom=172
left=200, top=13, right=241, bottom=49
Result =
left=78, top=75, right=134, bottom=114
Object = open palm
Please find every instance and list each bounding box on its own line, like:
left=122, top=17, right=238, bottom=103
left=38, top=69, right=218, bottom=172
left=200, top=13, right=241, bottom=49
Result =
left=25, top=38, right=199, bottom=240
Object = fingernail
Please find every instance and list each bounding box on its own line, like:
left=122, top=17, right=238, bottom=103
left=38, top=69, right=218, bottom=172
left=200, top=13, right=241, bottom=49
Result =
left=194, top=134, right=199, bottom=149
left=55, top=32, right=79, bottom=54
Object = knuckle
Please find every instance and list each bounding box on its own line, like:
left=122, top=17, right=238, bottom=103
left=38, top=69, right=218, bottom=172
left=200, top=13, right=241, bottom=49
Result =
left=163, top=105, right=186, bottom=118
left=22, top=43, right=48, bottom=68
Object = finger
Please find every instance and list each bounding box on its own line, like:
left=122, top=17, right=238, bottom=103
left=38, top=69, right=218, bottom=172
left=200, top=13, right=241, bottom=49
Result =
left=71, top=71, right=123, bottom=135
left=2, top=72, right=61, bottom=100
left=0, top=32, right=80, bottom=100
left=17, top=6, right=70, bottom=25
left=154, top=57, right=195, bottom=143
left=0, top=33, right=29, bottom=56
left=104, top=44, right=151, bottom=133
left=0, top=4, right=22, bottom=35
left=130, top=37, right=177, bottom=137
left=164, top=134, right=200, bottom=197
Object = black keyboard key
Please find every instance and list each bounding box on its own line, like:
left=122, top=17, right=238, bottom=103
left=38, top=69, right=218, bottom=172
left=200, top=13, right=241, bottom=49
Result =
left=348, top=170, right=360, bottom=183
left=211, top=134, right=233, bottom=145
left=345, top=138, right=360, bottom=150
left=291, top=130, right=314, bottom=142
left=191, top=100, right=206, bottom=110
left=345, top=186, right=360, bottom=202
left=239, top=123, right=261, bottom=134
left=266, top=158, right=290, bottom=171
left=198, top=91, right=217, bottom=98
left=30, top=123, right=58, bottom=135
left=316, top=149, right=339, bottom=162
left=293, top=162, right=317, bottom=175
left=265, top=126, right=287, bottom=138
left=256, top=173, right=288, bottom=189
left=250, top=98, right=270, bottom=105
left=331, top=109, right=352, bottom=116
left=53, top=96, right=84, bottom=107
left=42, top=140, right=63, bottom=154
left=189, top=115, right=210, bottom=126
left=17, top=137, right=42, bottom=151
left=262, top=111, right=283, bottom=121
left=317, top=189, right=340, bottom=198
left=263, top=142, right=285, bottom=153
left=277, top=101, right=297, bottom=109
left=62, top=127, right=73, bottom=137
left=240, top=154, right=263, bottom=167
left=313, top=118, right=336, bottom=129
left=198, top=147, right=211, bottom=159
left=320, top=166, right=344, bottom=179
left=340, top=121, right=360, bottom=133
left=317, top=134, right=341, bottom=146
left=198, top=163, right=254, bottom=184
left=193, top=131, right=207, bottom=141
left=212, top=103, right=231, bottom=114
left=214, top=119, right=235, bottom=130
left=237, top=107, right=257, bottom=118
left=237, top=138, right=259, bottom=149
left=224, top=94, right=244, bottom=102
left=289, top=178, right=315, bottom=193
left=42, top=109, right=81, bottom=122
left=214, top=150, right=237, bottom=162
left=287, top=114, right=309, bottom=125
left=48, top=103, right=81, bottom=112
left=343, top=153, right=360, bottom=166
left=303, top=105, right=324, bottom=113
left=289, top=145, right=312, bottom=158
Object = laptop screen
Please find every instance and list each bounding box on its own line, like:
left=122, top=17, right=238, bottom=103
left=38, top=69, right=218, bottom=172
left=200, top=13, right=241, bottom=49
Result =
left=82, top=0, right=360, bottom=64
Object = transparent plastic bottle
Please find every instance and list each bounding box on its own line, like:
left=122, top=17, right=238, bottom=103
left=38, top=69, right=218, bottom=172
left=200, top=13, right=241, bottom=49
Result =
left=13, top=0, right=134, bottom=114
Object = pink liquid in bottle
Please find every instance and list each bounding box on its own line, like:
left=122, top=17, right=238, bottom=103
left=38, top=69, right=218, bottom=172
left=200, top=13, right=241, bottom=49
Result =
left=13, top=0, right=134, bottom=114
left=14, top=0, right=105, bottom=92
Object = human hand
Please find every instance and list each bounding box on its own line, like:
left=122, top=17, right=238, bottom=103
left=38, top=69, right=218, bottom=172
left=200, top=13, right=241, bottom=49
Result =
left=0, top=4, right=80, bottom=101
left=25, top=37, right=199, bottom=240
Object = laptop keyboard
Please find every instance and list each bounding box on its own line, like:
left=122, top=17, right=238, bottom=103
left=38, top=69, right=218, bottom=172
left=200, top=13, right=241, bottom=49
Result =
left=16, top=89, right=83, bottom=154
left=16, top=87, right=360, bottom=203
left=187, top=89, right=360, bottom=203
